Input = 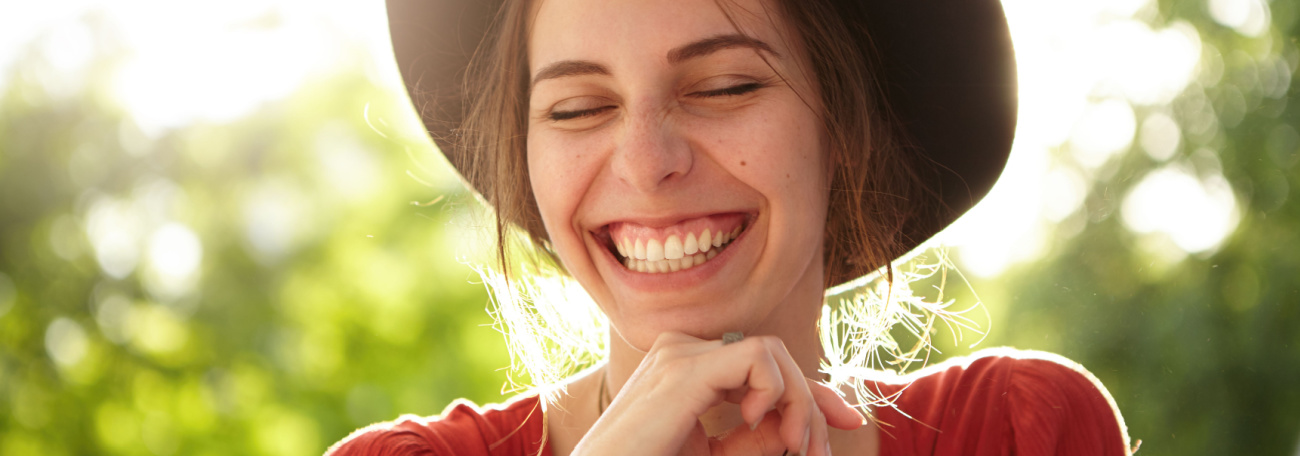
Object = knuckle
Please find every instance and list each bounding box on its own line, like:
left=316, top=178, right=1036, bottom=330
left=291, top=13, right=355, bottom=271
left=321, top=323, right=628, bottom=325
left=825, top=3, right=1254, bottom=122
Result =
left=761, top=335, right=788, bottom=351
left=740, top=339, right=768, bottom=357
left=646, top=350, right=673, bottom=370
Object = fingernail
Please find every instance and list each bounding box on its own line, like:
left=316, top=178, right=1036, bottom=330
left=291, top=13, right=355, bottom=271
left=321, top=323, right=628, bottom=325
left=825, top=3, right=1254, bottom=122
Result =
left=749, top=415, right=762, bottom=431
left=799, top=427, right=810, bottom=456
left=825, top=441, right=832, bottom=456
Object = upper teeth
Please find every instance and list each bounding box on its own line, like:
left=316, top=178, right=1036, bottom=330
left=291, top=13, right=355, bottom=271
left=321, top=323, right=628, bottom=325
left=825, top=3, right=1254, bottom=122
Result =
left=617, top=226, right=742, bottom=261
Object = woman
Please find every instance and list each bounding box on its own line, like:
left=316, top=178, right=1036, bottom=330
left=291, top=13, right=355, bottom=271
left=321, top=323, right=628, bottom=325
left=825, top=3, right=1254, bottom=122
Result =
left=330, top=0, right=1133, bottom=454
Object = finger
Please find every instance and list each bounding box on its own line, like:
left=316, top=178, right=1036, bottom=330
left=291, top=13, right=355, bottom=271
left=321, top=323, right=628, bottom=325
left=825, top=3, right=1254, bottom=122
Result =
left=725, top=344, right=783, bottom=427
left=750, top=336, right=816, bottom=453
left=599, top=332, right=776, bottom=456
left=706, top=337, right=796, bottom=447
left=679, top=337, right=786, bottom=419
left=808, top=380, right=866, bottom=430
left=708, top=410, right=788, bottom=456
left=810, top=406, right=829, bottom=456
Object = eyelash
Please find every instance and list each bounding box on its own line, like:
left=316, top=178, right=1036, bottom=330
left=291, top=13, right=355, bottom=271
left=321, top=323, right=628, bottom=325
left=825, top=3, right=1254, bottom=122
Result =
left=547, top=82, right=765, bottom=121
left=549, top=105, right=614, bottom=121
left=692, top=82, right=764, bottom=98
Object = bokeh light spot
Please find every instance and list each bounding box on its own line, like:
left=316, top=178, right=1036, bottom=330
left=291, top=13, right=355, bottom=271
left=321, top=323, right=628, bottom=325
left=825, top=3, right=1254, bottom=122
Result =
left=45, top=317, right=89, bottom=368
left=93, top=292, right=133, bottom=344
left=1139, top=112, right=1183, bottom=161
left=128, top=304, right=191, bottom=360
left=242, top=181, right=314, bottom=264
left=145, top=222, right=203, bottom=300
left=1208, top=0, right=1271, bottom=37
left=84, top=196, right=142, bottom=279
left=254, top=407, right=321, bottom=456
left=315, top=124, right=382, bottom=202
left=1070, top=99, right=1137, bottom=169
left=47, top=215, right=86, bottom=262
left=1121, top=165, right=1239, bottom=255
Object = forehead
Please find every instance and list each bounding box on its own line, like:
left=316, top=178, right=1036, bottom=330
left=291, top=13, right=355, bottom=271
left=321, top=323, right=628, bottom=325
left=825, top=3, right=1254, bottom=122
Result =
left=528, top=0, right=794, bottom=71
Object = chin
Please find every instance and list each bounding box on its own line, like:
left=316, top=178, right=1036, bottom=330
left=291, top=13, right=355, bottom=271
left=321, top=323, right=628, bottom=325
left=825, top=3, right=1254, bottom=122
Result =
left=608, top=299, right=760, bottom=350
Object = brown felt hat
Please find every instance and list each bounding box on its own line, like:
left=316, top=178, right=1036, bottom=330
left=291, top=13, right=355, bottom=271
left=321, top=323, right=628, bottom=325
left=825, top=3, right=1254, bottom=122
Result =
left=385, top=0, right=1017, bottom=279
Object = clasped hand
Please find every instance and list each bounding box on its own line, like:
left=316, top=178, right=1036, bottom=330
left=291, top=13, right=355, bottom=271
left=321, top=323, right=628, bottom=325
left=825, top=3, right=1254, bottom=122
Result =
left=573, top=332, right=865, bottom=456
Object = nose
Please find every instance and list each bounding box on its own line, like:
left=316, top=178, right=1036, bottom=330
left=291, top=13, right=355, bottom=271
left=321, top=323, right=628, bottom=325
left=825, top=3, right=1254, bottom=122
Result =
left=610, top=103, right=692, bottom=193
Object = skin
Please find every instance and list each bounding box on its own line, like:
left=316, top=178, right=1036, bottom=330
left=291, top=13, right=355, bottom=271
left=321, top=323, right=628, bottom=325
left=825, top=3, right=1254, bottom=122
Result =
left=525, top=0, right=879, bottom=454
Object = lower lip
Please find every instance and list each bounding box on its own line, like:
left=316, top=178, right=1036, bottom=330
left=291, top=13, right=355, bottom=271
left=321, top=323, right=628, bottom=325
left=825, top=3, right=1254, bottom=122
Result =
left=600, top=227, right=747, bottom=291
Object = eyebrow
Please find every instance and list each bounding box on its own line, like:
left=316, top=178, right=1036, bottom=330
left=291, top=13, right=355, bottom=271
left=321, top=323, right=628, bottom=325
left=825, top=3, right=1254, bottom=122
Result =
left=667, top=34, right=778, bottom=64
left=530, top=61, right=610, bottom=87
left=530, top=34, right=779, bottom=87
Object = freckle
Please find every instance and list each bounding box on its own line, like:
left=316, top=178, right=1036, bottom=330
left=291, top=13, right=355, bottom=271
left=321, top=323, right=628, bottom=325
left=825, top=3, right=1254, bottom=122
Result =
left=740, top=161, right=747, bottom=166
left=785, top=173, right=790, bottom=178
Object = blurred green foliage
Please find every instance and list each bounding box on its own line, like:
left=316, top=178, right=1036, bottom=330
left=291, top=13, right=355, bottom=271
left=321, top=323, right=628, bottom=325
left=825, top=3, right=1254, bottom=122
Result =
left=0, top=23, right=510, bottom=456
left=0, top=1, right=1297, bottom=456
left=930, top=2, right=1300, bottom=455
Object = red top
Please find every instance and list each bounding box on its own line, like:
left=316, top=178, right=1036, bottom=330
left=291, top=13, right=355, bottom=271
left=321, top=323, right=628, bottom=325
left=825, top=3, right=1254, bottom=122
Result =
left=326, top=349, right=1133, bottom=455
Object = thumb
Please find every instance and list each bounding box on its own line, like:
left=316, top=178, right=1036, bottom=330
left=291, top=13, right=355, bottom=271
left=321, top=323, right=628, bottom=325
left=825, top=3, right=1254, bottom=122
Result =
left=707, top=411, right=789, bottom=456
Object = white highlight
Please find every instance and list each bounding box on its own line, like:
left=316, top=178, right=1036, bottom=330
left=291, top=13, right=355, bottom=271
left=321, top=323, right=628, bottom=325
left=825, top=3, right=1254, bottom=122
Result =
left=1070, top=99, right=1137, bottom=169
left=242, top=181, right=313, bottom=263
left=1139, top=112, right=1183, bottom=162
left=45, top=317, right=89, bottom=368
left=84, top=196, right=142, bottom=279
left=1121, top=166, right=1239, bottom=254
left=945, top=0, right=1217, bottom=276
left=145, top=223, right=203, bottom=300
left=1207, top=0, right=1271, bottom=37
left=944, top=143, right=1050, bottom=278
left=1090, top=20, right=1202, bottom=105
left=1042, top=167, right=1089, bottom=223
left=315, top=124, right=382, bottom=202
left=0, top=0, right=397, bottom=133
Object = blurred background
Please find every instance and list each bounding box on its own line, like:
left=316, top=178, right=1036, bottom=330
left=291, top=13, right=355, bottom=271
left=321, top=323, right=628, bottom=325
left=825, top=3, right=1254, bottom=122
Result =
left=0, top=0, right=1295, bottom=454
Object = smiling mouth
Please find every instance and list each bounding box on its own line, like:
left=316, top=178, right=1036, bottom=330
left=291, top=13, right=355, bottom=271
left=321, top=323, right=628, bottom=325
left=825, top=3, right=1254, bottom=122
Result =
left=596, top=213, right=750, bottom=274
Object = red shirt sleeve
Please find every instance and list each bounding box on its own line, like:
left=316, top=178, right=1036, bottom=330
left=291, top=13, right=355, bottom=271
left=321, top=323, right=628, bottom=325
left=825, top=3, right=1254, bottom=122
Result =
left=870, top=348, right=1134, bottom=456
left=325, top=396, right=552, bottom=456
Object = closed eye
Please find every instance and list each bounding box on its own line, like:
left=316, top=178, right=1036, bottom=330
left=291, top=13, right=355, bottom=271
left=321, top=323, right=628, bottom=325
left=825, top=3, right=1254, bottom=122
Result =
left=548, top=105, right=616, bottom=121
left=690, top=82, right=765, bottom=98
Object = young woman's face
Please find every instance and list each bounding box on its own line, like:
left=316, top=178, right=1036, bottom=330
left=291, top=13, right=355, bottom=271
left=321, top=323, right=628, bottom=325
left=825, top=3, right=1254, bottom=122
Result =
left=526, top=0, right=830, bottom=348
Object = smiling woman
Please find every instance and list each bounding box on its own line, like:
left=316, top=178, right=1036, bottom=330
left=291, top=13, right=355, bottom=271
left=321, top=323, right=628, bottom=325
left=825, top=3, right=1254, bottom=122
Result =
left=526, top=0, right=835, bottom=354
left=327, top=0, right=1132, bottom=455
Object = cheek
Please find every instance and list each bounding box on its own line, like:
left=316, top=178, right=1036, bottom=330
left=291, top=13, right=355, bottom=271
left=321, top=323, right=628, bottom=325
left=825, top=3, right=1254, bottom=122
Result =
left=527, top=133, right=603, bottom=250
left=527, top=136, right=569, bottom=231
left=701, top=109, right=828, bottom=202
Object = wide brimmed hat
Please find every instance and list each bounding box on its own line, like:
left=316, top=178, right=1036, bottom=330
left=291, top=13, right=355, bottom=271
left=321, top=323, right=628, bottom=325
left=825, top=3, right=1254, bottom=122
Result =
left=385, top=0, right=1017, bottom=279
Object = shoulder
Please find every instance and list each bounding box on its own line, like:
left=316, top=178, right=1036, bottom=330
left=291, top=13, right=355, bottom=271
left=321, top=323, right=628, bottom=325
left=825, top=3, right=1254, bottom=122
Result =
left=324, top=395, right=549, bottom=456
left=867, top=348, right=1135, bottom=456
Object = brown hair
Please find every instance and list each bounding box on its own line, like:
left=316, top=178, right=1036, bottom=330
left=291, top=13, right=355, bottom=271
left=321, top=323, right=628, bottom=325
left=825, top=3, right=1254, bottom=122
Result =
left=450, top=0, right=941, bottom=288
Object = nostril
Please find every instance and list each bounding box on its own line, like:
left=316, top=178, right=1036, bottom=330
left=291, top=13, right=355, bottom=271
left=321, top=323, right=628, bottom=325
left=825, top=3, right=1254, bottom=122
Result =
left=611, top=123, right=693, bottom=192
